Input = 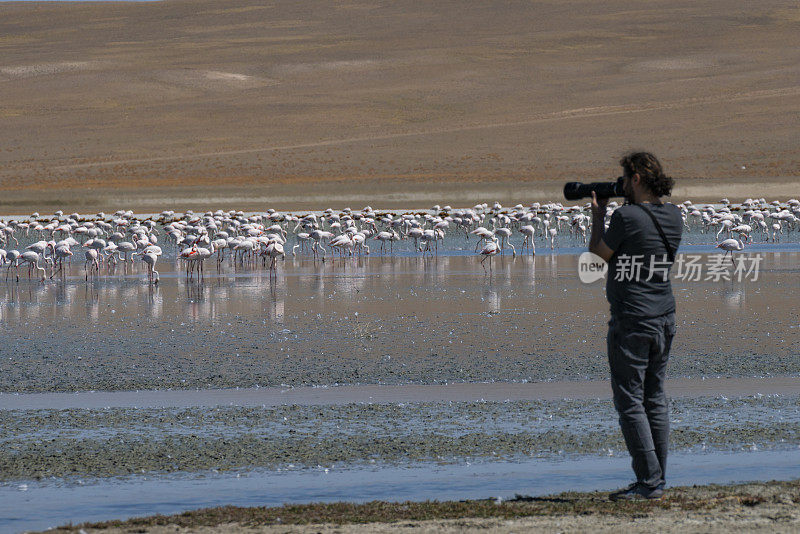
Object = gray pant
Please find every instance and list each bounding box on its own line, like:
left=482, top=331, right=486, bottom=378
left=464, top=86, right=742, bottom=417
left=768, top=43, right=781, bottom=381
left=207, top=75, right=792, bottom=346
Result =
left=607, top=313, right=676, bottom=489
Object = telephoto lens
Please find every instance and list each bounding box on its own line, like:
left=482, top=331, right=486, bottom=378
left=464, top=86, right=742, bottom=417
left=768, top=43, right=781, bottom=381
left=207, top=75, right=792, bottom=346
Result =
left=563, top=177, right=625, bottom=200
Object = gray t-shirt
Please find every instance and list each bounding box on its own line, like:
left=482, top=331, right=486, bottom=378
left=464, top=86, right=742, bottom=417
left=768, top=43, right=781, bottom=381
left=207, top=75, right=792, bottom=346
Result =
left=602, top=202, right=683, bottom=318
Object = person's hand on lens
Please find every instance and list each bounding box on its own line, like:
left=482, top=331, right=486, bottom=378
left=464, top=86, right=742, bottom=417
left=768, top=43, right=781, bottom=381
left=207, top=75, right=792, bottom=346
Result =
left=591, top=191, right=608, bottom=220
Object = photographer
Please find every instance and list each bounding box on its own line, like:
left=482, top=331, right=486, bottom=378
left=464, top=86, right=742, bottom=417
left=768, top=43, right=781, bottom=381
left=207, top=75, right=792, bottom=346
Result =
left=588, top=152, right=683, bottom=500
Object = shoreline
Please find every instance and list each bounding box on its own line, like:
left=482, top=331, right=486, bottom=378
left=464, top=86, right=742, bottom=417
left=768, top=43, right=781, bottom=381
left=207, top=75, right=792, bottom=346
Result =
left=41, top=479, right=800, bottom=533
left=1, top=178, right=799, bottom=216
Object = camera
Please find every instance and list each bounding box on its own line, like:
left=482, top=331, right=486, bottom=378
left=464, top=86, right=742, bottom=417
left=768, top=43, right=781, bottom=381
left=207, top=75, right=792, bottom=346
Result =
left=563, top=176, right=625, bottom=201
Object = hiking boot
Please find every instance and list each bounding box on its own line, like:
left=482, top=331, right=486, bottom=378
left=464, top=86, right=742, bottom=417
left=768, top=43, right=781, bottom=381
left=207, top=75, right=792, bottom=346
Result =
left=609, top=482, right=664, bottom=501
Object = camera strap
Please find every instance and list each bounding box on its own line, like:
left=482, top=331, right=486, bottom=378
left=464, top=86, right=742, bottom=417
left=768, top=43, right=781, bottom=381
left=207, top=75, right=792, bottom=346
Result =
left=634, top=203, right=676, bottom=263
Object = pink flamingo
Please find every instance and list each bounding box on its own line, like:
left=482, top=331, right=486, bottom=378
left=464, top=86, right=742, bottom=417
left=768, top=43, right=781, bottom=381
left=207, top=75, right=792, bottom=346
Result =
left=479, top=236, right=500, bottom=273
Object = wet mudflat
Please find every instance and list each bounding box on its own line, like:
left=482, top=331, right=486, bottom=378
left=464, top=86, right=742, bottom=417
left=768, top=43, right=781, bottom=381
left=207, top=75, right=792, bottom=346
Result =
left=1, top=251, right=798, bottom=393
left=1, top=395, right=798, bottom=482
left=1, top=249, right=798, bottom=532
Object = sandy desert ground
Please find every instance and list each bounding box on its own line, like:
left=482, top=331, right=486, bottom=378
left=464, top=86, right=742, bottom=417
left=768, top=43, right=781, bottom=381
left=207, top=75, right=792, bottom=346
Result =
left=1, top=0, right=799, bottom=213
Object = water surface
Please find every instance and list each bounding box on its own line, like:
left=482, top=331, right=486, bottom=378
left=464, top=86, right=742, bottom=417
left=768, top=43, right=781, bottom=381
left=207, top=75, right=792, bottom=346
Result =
left=2, top=449, right=799, bottom=533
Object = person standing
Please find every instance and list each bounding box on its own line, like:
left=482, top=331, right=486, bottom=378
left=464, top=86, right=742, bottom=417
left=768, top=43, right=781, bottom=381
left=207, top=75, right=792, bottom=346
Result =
left=588, top=152, right=683, bottom=500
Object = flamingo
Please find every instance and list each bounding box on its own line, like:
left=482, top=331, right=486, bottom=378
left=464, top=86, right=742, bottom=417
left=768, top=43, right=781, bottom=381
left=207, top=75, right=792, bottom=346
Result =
left=730, top=224, right=753, bottom=243
left=266, top=241, right=285, bottom=275
left=352, top=232, right=370, bottom=256
left=116, top=241, right=137, bottom=262
left=520, top=225, right=536, bottom=255
left=26, top=240, right=52, bottom=257
left=419, top=229, right=437, bottom=256
left=293, top=232, right=311, bottom=256
left=717, top=238, right=744, bottom=264
left=3, top=227, right=19, bottom=246
left=406, top=227, right=424, bottom=250
left=471, top=227, right=494, bottom=252
left=233, top=238, right=256, bottom=264
left=50, top=244, right=73, bottom=278
left=141, top=245, right=163, bottom=256
left=309, top=229, right=333, bottom=260
left=84, top=239, right=107, bottom=269
left=5, top=250, right=21, bottom=281
left=715, top=219, right=733, bottom=239
left=85, top=249, right=100, bottom=280
left=479, top=236, right=500, bottom=273
left=771, top=222, right=782, bottom=242
left=140, top=251, right=160, bottom=284
left=211, top=239, right=227, bottom=266
left=102, top=242, right=120, bottom=266
left=190, top=241, right=214, bottom=278
left=374, top=231, right=394, bottom=255
left=493, top=227, right=516, bottom=256
left=179, top=244, right=198, bottom=277
left=576, top=222, right=588, bottom=244
left=329, top=234, right=353, bottom=260
left=18, top=251, right=47, bottom=281
left=548, top=227, right=558, bottom=249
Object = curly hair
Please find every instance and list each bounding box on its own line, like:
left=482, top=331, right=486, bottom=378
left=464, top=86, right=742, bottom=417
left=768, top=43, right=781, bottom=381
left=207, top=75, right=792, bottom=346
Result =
left=619, top=152, right=674, bottom=197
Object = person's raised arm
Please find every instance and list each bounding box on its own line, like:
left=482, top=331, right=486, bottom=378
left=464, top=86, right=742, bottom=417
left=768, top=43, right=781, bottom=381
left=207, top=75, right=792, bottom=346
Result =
left=589, top=192, right=615, bottom=262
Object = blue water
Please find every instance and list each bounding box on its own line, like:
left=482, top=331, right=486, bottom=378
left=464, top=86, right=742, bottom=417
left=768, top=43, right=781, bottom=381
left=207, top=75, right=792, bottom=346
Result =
left=1, top=448, right=799, bottom=534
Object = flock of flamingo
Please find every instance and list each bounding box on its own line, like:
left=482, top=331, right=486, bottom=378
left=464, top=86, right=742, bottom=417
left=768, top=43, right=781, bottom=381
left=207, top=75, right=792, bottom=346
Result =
left=0, top=197, right=798, bottom=282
